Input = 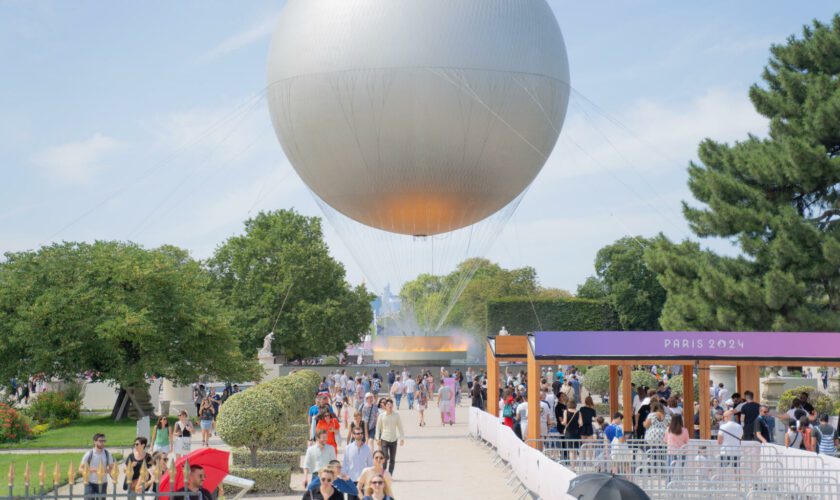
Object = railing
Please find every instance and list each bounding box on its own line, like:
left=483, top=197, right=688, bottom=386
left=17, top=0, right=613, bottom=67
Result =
left=2, top=459, right=252, bottom=500
left=527, top=435, right=840, bottom=499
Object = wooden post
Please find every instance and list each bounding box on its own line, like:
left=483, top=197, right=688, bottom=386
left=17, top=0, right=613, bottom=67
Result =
left=683, top=364, right=694, bottom=438
left=736, top=365, right=744, bottom=394
left=609, top=365, right=619, bottom=418
left=740, top=365, right=760, bottom=401
left=527, top=348, right=541, bottom=448
left=698, top=362, right=711, bottom=439
left=486, top=342, right=499, bottom=417
left=621, top=363, right=634, bottom=434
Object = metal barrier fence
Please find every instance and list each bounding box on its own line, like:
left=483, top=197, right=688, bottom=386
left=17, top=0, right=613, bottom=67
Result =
left=1, top=458, right=252, bottom=500
left=527, top=436, right=840, bottom=499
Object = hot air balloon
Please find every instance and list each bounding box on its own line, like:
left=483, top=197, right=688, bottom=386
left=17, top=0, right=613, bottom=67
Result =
left=266, top=0, right=570, bottom=237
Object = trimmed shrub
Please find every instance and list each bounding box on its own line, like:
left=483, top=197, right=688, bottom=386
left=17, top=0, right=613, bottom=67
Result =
left=0, top=403, right=32, bottom=443
left=667, top=375, right=699, bottom=400
left=217, top=388, right=285, bottom=467
left=264, top=435, right=307, bottom=453
left=631, top=371, right=657, bottom=391
left=583, top=366, right=610, bottom=396
left=777, top=386, right=834, bottom=416
left=27, top=391, right=81, bottom=425
left=486, top=297, right=620, bottom=335
left=230, top=466, right=291, bottom=494
left=232, top=448, right=301, bottom=470
left=322, top=355, right=339, bottom=365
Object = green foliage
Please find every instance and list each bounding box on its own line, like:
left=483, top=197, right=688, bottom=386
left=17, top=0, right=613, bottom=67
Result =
left=27, top=391, right=81, bottom=426
left=0, top=415, right=137, bottom=450
left=216, top=388, right=285, bottom=466
left=0, top=404, right=32, bottom=443
left=578, top=236, right=666, bottom=330
left=0, top=241, right=260, bottom=389
left=400, top=258, right=546, bottom=334
left=207, top=210, right=373, bottom=359
left=777, top=386, right=835, bottom=416
left=583, top=365, right=610, bottom=396
left=486, top=297, right=620, bottom=335
left=232, top=449, right=300, bottom=470
left=322, top=355, right=339, bottom=365
left=229, top=465, right=291, bottom=494
left=631, top=371, right=658, bottom=391
left=645, top=16, right=840, bottom=331
left=667, top=375, right=699, bottom=400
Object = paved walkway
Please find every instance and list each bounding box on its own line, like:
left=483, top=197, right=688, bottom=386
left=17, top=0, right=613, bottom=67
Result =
left=270, top=403, right=517, bottom=500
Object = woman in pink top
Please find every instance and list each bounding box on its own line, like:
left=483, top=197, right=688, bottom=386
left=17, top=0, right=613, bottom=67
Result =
left=665, top=414, right=689, bottom=476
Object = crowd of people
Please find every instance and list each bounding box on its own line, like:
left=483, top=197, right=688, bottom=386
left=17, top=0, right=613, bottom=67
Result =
left=303, top=366, right=482, bottom=500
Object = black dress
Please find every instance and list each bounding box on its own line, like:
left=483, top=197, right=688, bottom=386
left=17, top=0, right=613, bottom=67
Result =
left=471, top=385, right=484, bottom=410
left=554, top=403, right=567, bottom=434
left=579, top=406, right=596, bottom=437
left=564, top=409, right=581, bottom=447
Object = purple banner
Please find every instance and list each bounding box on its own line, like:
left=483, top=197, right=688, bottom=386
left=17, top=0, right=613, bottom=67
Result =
left=534, top=331, right=840, bottom=360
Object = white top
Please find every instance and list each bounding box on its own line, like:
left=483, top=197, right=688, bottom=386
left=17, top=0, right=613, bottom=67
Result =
left=516, top=402, right=528, bottom=434
left=718, top=421, right=743, bottom=454
left=390, top=381, right=403, bottom=395
left=718, top=388, right=731, bottom=403
left=404, top=379, right=417, bottom=394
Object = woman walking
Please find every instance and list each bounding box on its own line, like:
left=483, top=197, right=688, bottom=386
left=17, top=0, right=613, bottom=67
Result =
left=357, top=451, right=394, bottom=494
left=579, top=396, right=597, bottom=441
left=644, top=402, right=671, bottom=464
left=173, top=410, right=194, bottom=460
left=150, top=416, right=173, bottom=454
left=471, top=376, right=484, bottom=410
left=316, top=410, right=341, bottom=454
left=563, top=399, right=582, bottom=460
left=362, top=473, right=394, bottom=500
left=416, top=376, right=428, bottom=427
left=124, top=437, right=153, bottom=497
left=198, top=397, right=215, bottom=447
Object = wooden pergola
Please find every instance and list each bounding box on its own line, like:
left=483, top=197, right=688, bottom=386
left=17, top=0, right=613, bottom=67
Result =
left=485, top=331, right=840, bottom=448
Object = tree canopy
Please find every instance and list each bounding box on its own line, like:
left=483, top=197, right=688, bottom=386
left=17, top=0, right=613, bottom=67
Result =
left=397, top=258, right=567, bottom=334
left=207, top=209, right=373, bottom=359
left=577, top=236, right=666, bottom=330
left=0, top=241, right=259, bottom=389
left=645, top=16, right=840, bottom=331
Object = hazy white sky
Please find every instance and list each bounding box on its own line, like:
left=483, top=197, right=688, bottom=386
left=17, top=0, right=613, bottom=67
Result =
left=2, top=1, right=837, bottom=293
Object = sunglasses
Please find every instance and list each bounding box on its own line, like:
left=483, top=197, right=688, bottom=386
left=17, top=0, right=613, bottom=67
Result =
left=320, top=478, right=333, bottom=483
left=374, top=456, right=384, bottom=460
left=134, top=442, right=144, bottom=447
left=371, top=481, right=384, bottom=485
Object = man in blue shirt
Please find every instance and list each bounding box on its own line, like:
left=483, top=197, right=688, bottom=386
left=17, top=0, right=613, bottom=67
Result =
left=604, top=412, right=624, bottom=443
left=342, top=429, right=373, bottom=499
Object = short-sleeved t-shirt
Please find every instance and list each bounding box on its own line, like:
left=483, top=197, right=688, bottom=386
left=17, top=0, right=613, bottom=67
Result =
left=718, top=421, right=743, bottom=453
left=604, top=423, right=623, bottom=442
left=738, top=402, right=761, bottom=439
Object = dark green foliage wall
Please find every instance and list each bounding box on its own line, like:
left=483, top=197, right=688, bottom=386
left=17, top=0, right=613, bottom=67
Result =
left=486, top=297, right=621, bottom=335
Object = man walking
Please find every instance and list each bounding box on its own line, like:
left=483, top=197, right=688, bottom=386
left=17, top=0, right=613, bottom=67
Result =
left=304, top=429, right=337, bottom=488
left=753, top=405, right=772, bottom=444
left=717, top=410, right=743, bottom=467
left=404, top=373, right=416, bottom=410
left=375, top=399, right=404, bottom=476
left=437, top=380, right=453, bottom=425
left=359, top=393, right=379, bottom=444
left=736, top=390, right=761, bottom=441
left=343, top=428, right=373, bottom=500
left=390, top=376, right=404, bottom=409
left=812, top=414, right=838, bottom=456
left=80, top=433, right=115, bottom=500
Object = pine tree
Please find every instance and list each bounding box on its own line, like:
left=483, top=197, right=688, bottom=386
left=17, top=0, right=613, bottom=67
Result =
left=645, top=15, right=840, bottom=331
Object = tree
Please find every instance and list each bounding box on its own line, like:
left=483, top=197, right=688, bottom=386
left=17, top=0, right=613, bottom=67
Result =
left=645, top=16, right=840, bottom=331
left=0, top=241, right=260, bottom=409
left=398, top=258, right=546, bottom=334
left=207, top=210, right=374, bottom=359
left=578, top=236, right=666, bottom=330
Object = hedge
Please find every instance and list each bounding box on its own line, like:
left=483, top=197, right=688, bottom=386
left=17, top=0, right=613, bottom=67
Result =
left=583, top=366, right=610, bottom=396
left=486, top=297, right=620, bottom=335
left=777, top=386, right=834, bottom=417
left=667, top=374, right=699, bottom=400
left=631, top=371, right=657, bottom=391
left=230, top=465, right=291, bottom=494
left=264, top=435, right=308, bottom=453
left=232, top=448, right=301, bottom=470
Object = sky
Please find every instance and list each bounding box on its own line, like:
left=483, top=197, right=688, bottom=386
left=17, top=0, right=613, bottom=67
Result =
left=1, top=1, right=838, bottom=294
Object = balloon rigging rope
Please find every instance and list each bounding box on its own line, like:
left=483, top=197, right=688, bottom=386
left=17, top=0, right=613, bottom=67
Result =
left=44, top=87, right=268, bottom=245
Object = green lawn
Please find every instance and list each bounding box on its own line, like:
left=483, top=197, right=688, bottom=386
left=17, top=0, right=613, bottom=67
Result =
left=0, top=416, right=138, bottom=450
left=0, top=453, right=83, bottom=496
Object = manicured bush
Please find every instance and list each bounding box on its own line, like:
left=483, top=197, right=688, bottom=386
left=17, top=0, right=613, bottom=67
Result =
left=667, top=375, right=699, bottom=400
left=777, top=386, right=834, bottom=416
left=0, top=404, right=32, bottom=443
left=486, top=297, right=620, bottom=335
left=232, top=448, right=301, bottom=470
left=631, top=371, right=657, bottom=391
left=264, top=435, right=308, bottom=453
left=27, top=391, right=81, bottom=425
left=322, top=355, right=339, bottom=365
left=583, top=366, right=610, bottom=396
left=230, top=465, right=291, bottom=494
left=216, top=388, right=285, bottom=467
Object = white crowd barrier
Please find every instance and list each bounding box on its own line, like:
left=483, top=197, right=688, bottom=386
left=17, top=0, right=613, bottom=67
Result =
left=470, top=407, right=577, bottom=500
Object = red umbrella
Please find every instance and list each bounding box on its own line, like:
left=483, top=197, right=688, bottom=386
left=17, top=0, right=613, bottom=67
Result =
left=159, top=448, right=230, bottom=499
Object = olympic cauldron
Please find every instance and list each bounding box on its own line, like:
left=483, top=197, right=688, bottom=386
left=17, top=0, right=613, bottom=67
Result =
left=373, top=336, right=467, bottom=366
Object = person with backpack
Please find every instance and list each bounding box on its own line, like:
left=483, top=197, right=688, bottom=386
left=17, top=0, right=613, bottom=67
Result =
left=501, top=387, right=516, bottom=429
left=785, top=420, right=804, bottom=449
left=80, top=433, right=115, bottom=500
left=799, top=417, right=815, bottom=452
left=812, top=414, right=838, bottom=456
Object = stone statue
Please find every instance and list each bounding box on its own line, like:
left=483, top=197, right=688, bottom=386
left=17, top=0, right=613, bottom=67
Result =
left=259, top=331, right=275, bottom=356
